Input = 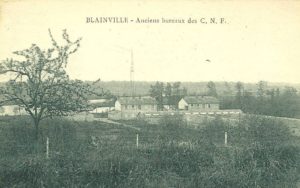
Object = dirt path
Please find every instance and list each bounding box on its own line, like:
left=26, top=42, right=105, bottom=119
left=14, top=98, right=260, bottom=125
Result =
left=254, top=115, right=300, bottom=137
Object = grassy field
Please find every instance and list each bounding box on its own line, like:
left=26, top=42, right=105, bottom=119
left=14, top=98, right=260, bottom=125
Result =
left=0, top=115, right=299, bottom=187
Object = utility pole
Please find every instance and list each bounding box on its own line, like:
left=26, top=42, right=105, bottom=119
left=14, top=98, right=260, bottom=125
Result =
left=224, top=132, right=228, bottom=146
left=46, top=137, right=49, bottom=159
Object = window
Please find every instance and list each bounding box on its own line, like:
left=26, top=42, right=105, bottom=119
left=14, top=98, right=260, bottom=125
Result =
left=191, top=104, right=193, bottom=107
left=125, top=105, right=128, bottom=109
left=208, top=104, right=211, bottom=108
left=138, top=105, right=141, bottom=110
left=132, top=105, right=134, bottom=108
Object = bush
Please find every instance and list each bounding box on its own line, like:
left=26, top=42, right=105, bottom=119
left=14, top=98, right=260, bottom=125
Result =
left=159, top=114, right=186, bottom=129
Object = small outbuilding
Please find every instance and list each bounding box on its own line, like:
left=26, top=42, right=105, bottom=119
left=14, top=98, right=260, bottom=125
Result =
left=162, top=96, right=183, bottom=111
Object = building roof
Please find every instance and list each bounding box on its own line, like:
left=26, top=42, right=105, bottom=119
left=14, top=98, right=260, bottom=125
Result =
left=117, top=96, right=157, bottom=105
left=183, top=96, right=219, bottom=104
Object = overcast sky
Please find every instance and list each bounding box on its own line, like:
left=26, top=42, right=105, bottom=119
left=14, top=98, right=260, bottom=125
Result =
left=0, top=0, right=300, bottom=83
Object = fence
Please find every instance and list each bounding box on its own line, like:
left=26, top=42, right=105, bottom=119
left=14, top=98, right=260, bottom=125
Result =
left=108, top=109, right=242, bottom=124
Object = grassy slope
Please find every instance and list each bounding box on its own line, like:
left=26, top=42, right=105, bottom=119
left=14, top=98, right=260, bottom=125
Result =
left=0, top=116, right=299, bottom=187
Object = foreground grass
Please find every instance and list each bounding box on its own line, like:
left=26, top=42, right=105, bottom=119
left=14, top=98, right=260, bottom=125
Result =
left=0, top=115, right=299, bottom=187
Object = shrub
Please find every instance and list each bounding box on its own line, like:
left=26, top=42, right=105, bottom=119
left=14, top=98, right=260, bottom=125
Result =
left=159, top=114, right=186, bottom=129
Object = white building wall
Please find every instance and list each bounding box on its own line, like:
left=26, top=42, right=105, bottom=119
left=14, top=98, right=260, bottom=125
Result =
left=119, top=104, right=157, bottom=111
left=115, top=101, right=122, bottom=111
left=0, top=105, right=27, bottom=116
left=90, top=107, right=114, bottom=113
left=178, top=99, right=219, bottom=111
left=89, top=99, right=106, bottom=104
left=178, top=99, right=188, bottom=110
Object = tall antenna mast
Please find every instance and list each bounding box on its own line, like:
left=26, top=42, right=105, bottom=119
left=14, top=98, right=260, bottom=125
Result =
left=112, top=45, right=135, bottom=97
left=130, top=49, right=135, bottom=97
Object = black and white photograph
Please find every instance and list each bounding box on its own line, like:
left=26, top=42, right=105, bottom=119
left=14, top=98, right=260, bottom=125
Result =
left=0, top=0, right=300, bottom=187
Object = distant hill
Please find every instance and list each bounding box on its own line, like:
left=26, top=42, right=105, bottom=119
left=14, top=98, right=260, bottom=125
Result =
left=1, top=80, right=299, bottom=97
left=88, top=81, right=300, bottom=97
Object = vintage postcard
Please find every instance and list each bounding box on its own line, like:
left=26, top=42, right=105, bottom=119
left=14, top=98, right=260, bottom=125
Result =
left=0, top=0, right=300, bottom=187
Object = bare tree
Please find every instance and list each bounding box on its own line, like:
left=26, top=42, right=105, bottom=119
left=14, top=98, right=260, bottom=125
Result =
left=0, top=29, right=100, bottom=141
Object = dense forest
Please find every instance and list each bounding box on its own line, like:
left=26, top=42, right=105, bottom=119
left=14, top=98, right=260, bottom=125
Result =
left=218, top=81, right=300, bottom=118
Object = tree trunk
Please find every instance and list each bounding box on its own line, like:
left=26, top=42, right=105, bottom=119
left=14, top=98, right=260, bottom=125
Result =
left=34, top=119, right=39, bottom=142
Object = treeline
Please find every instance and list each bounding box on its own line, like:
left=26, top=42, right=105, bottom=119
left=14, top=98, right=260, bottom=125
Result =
left=219, top=81, right=300, bottom=118
left=148, top=80, right=300, bottom=119
left=149, top=81, right=187, bottom=110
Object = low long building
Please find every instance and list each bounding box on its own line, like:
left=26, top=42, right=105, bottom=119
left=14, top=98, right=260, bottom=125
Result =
left=115, top=96, right=157, bottom=112
left=178, top=96, right=219, bottom=110
left=0, top=105, right=27, bottom=116
left=109, top=96, right=157, bottom=120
